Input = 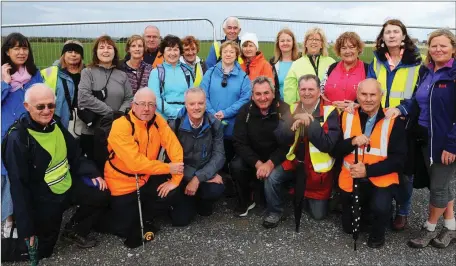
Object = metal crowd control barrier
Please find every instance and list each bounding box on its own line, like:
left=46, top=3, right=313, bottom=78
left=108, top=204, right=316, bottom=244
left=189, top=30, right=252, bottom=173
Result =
left=1, top=18, right=217, bottom=70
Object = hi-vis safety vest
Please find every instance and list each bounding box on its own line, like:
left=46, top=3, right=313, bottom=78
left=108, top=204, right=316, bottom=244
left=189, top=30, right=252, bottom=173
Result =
left=214, top=41, right=244, bottom=65
left=41, top=66, right=59, bottom=94
left=28, top=125, right=72, bottom=194
left=194, top=62, right=204, bottom=87
left=286, top=103, right=336, bottom=173
left=339, top=109, right=398, bottom=193
left=373, top=57, right=420, bottom=108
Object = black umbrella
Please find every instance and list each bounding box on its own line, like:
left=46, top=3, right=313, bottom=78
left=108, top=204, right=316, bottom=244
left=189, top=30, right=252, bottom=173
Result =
left=352, top=146, right=361, bottom=250
left=294, top=136, right=307, bottom=233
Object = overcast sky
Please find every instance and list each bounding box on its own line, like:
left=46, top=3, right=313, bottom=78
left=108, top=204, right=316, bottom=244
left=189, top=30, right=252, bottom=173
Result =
left=1, top=1, right=455, bottom=42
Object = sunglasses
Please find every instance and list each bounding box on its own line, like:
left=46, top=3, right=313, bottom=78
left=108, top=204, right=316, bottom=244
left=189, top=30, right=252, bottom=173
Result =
left=221, top=73, right=229, bottom=87
left=35, top=103, right=56, bottom=111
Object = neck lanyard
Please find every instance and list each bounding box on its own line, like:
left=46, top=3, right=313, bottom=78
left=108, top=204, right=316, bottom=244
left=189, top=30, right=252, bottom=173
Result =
left=308, top=55, right=320, bottom=76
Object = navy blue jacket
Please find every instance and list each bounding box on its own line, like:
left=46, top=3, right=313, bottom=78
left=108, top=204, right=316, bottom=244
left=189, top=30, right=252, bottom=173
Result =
left=399, top=60, right=456, bottom=164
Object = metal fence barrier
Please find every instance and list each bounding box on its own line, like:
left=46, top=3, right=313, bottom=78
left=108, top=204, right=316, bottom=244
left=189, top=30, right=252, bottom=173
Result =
left=2, top=18, right=217, bottom=70
left=222, top=16, right=456, bottom=62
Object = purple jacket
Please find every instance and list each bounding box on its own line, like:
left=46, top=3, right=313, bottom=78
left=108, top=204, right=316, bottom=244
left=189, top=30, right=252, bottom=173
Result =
left=399, top=60, right=456, bottom=164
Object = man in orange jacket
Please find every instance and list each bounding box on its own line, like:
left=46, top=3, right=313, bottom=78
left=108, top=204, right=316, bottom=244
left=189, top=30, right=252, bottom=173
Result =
left=332, top=78, right=406, bottom=248
left=100, top=88, right=184, bottom=247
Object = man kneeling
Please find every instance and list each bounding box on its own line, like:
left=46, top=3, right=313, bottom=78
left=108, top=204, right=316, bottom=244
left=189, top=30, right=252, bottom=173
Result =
left=169, top=88, right=226, bottom=226
left=3, top=84, right=109, bottom=260
left=101, top=88, right=184, bottom=248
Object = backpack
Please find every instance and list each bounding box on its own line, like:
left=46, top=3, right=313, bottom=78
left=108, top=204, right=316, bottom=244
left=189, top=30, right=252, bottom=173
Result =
left=1, top=118, right=31, bottom=168
left=156, top=64, right=193, bottom=112
left=92, top=111, right=158, bottom=176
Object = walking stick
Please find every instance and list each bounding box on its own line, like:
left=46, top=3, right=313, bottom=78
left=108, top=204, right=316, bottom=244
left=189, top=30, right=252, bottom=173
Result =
left=352, top=146, right=361, bottom=250
left=135, top=174, right=145, bottom=251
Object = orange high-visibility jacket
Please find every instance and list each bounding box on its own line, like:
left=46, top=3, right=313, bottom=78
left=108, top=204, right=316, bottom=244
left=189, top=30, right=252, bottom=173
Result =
left=339, top=109, right=399, bottom=193
left=104, top=111, right=183, bottom=196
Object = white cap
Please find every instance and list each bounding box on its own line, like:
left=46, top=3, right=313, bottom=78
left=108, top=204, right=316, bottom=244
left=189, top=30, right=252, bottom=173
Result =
left=240, top=32, right=259, bottom=49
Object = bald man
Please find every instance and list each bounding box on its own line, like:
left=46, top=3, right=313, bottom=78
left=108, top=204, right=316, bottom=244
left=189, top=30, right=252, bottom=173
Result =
left=2, top=83, right=110, bottom=261
left=101, top=87, right=184, bottom=248
left=332, top=78, right=406, bottom=248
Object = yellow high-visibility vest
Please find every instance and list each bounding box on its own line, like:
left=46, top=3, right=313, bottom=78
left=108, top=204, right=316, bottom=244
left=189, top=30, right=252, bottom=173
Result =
left=286, top=103, right=336, bottom=173
left=40, top=66, right=59, bottom=94
left=373, top=57, right=420, bottom=108
left=194, top=62, right=204, bottom=87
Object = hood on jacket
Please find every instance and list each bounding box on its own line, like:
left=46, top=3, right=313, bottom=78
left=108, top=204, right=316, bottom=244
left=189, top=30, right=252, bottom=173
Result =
left=179, top=56, right=201, bottom=66
left=373, top=47, right=422, bottom=67
left=214, top=60, right=243, bottom=77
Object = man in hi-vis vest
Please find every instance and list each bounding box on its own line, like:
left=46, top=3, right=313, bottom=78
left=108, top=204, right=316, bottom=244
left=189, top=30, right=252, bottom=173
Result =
left=333, top=78, right=406, bottom=249
left=265, top=74, right=341, bottom=228
left=205, top=16, right=243, bottom=70
left=3, top=84, right=109, bottom=262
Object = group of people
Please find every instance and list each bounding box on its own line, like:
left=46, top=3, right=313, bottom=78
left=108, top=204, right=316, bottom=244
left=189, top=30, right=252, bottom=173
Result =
left=1, top=16, right=455, bottom=263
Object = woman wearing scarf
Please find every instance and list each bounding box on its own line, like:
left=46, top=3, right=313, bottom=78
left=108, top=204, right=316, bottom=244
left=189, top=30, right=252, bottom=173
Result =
left=1, top=32, right=43, bottom=236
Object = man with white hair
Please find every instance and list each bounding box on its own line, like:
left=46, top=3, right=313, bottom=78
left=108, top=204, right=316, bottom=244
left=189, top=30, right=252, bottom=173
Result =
left=333, top=78, right=407, bottom=248
left=2, top=83, right=110, bottom=261
left=168, top=87, right=225, bottom=226
left=124, top=25, right=163, bottom=67
left=205, top=16, right=242, bottom=69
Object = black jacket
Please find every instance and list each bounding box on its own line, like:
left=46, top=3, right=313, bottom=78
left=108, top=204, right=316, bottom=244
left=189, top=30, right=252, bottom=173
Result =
left=233, top=99, right=293, bottom=167
left=3, top=114, right=100, bottom=238
left=332, top=108, right=407, bottom=178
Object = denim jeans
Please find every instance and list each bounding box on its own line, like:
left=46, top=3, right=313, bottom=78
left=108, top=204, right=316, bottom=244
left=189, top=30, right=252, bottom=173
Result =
left=395, top=175, right=414, bottom=216
left=264, top=166, right=293, bottom=215
left=1, top=175, right=13, bottom=221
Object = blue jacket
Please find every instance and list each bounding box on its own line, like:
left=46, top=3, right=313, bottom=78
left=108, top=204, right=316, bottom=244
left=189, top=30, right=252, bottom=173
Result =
left=367, top=50, right=422, bottom=108
left=52, top=63, right=77, bottom=129
left=205, top=37, right=241, bottom=70
left=399, top=60, right=456, bottom=164
left=1, top=70, right=43, bottom=175
left=169, top=109, right=225, bottom=182
left=200, top=61, right=251, bottom=138
left=147, top=61, right=194, bottom=120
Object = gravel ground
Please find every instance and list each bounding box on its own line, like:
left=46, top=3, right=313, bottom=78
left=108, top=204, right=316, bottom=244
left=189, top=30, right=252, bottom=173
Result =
left=3, top=186, right=456, bottom=266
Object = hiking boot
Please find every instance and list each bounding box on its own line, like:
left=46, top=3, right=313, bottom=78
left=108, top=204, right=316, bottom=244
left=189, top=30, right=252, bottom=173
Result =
left=262, top=213, right=285, bottom=229
left=61, top=230, right=98, bottom=248
left=367, top=234, right=385, bottom=248
left=234, top=202, right=256, bottom=217
left=407, top=227, right=438, bottom=248
left=431, top=227, right=456, bottom=248
left=392, top=215, right=408, bottom=231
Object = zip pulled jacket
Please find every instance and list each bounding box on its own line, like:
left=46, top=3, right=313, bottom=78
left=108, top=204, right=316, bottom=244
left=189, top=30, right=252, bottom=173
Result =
left=169, top=109, right=225, bottom=182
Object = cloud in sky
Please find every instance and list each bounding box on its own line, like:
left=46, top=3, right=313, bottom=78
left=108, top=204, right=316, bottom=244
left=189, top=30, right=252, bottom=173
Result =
left=1, top=1, right=455, bottom=41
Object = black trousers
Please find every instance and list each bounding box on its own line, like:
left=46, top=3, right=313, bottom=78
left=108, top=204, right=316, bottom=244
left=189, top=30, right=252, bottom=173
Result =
left=99, top=174, right=179, bottom=238
left=341, top=180, right=394, bottom=240
left=171, top=181, right=225, bottom=226
left=230, top=156, right=264, bottom=207
left=80, top=134, right=95, bottom=160
left=35, top=177, right=110, bottom=259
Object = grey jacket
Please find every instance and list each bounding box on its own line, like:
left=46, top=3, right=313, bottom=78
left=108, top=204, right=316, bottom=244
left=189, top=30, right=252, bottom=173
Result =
left=78, top=65, right=133, bottom=135
left=169, top=109, right=225, bottom=182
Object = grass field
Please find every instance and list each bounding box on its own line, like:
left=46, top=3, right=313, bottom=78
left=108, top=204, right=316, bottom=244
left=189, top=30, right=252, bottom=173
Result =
left=31, top=41, right=425, bottom=70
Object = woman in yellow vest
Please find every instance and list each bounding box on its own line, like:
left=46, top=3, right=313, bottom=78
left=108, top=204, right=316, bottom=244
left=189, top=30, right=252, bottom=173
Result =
left=179, top=36, right=207, bottom=87
left=41, top=40, right=84, bottom=130
left=283, top=27, right=335, bottom=106
left=367, top=19, right=422, bottom=230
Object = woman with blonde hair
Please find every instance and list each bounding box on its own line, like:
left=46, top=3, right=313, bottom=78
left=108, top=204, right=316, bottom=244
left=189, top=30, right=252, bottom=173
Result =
left=120, top=34, right=153, bottom=95
left=283, top=27, right=335, bottom=105
left=269, top=28, right=300, bottom=100
left=41, top=39, right=85, bottom=129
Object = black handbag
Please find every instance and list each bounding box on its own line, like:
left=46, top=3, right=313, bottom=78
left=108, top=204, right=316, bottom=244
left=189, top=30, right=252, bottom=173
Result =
left=77, top=69, right=113, bottom=128
left=1, top=224, right=29, bottom=262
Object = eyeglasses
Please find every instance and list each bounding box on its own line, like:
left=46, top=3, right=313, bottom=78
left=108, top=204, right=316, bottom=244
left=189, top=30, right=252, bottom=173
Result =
left=307, top=38, right=322, bottom=43
left=134, top=102, right=157, bottom=108
left=221, top=74, right=229, bottom=87
left=35, top=103, right=56, bottom=111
